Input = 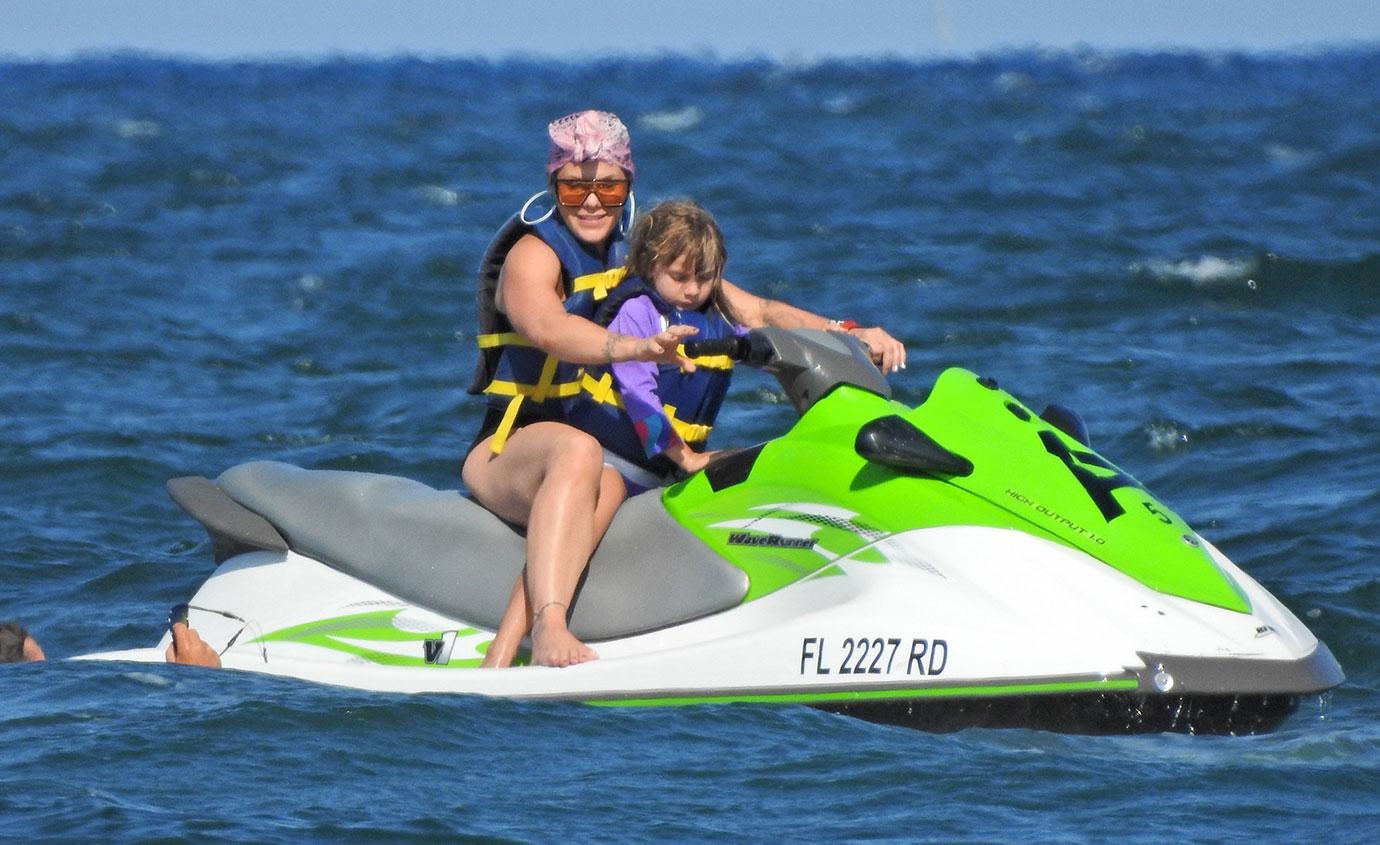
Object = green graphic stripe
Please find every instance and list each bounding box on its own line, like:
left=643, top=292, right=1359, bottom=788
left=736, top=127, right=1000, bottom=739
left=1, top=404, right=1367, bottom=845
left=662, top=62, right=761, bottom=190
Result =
left=290, top=635, right=484, bottom=668
left=252, top=609, right=478, bottom=644
left=585, top=678, right=1140, bottom=708
left=250, top=609, right=487, bottom=668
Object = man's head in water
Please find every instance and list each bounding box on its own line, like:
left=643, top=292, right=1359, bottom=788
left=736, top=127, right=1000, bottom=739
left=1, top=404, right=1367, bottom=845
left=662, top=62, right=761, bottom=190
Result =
left=0, top=621, right=46, bottom=663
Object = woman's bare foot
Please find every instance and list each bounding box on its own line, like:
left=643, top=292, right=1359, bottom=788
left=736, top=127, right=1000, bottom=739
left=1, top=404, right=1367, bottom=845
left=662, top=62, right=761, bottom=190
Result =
left=481, top=583, right=528, bottom=668
left=530, top=603, right=597, bottom=667
left=480, top=641, right=515, bottom=669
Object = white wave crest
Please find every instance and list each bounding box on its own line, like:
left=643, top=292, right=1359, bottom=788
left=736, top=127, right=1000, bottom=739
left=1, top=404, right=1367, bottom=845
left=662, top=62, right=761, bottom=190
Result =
left=1145, top=422, right=1190, bottom=452
left=1140, top=255, right=1258, bottom=287
left=822, top=95, right=857, bottom=115
left=419, top=185, right=460, bottom=206
left=114, top=119, right=161, bottom=139
left=1266, top=143, right=1315, bottom=166
left=993, top=71, right=1035, bottom=93
left=638, top=106, right=704, bottom=133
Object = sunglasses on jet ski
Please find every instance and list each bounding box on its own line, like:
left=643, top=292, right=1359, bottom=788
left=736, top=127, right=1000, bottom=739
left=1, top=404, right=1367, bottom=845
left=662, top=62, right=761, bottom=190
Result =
left=552, top=178, right=631, bottom=207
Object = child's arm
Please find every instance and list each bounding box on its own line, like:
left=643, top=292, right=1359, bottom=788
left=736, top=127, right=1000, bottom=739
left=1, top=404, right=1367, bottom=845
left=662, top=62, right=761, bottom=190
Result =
left=607, top=300, right=691, bottom=466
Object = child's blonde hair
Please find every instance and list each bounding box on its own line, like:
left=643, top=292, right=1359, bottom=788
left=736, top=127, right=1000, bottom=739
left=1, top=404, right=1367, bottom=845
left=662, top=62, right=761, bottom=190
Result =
left=626, top=200, right=735, bottom=320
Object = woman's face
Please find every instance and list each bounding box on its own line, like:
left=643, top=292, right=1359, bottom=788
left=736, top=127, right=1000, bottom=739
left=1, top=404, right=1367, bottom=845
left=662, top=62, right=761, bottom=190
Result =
left=552, top=160, right=629, bottom=246
left=651, top=255, right=718, bottom=310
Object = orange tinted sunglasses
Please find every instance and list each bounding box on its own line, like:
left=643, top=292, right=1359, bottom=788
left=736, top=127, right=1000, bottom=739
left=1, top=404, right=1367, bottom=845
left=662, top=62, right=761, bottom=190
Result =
left=553, top=178, right=631, bottom=207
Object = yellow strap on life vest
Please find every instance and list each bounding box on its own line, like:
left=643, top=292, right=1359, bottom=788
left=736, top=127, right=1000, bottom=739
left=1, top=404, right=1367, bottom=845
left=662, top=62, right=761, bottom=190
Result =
left=571, top=267, right=629, bottom=301
left=693, top=355, right=734, bottom=370
left=674, top=344, right=734, bottom=371
left=487, top=355, right=570, bottom=455
left=483, top=378, right=584, bottom=400
left=476, top=331, right=532, bottom=350
left=489, top=394, right=526, bottom=455
left=529, top=355, right=560, bottom=403
left=663, top=403, right=712, bottom=444
left=580, top=371, right=625, bottom=408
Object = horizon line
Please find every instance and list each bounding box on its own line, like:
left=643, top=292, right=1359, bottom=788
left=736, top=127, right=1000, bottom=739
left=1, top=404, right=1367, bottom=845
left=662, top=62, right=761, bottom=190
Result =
left=4, top=39, right=1378, bottom=67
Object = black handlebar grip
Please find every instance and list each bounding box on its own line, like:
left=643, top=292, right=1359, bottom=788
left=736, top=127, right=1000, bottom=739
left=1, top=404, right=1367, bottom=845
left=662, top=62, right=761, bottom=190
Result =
left=682, top=337, right=749, bottom=360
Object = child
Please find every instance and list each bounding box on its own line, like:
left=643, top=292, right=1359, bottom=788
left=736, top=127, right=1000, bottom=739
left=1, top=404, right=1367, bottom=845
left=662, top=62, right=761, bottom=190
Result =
left=567, top=199, right=744, bottom=494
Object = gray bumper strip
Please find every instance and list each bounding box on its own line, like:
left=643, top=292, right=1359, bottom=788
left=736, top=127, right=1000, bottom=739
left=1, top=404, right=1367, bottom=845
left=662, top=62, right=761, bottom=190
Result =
left=1136, top=642, right=1345, bottom=695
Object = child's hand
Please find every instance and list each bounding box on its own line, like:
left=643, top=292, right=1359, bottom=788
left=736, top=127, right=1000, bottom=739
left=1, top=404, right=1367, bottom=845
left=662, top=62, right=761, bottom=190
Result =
left=667, top=443, right=716, bottom=474
left=682, top=449, right=717, bottom=473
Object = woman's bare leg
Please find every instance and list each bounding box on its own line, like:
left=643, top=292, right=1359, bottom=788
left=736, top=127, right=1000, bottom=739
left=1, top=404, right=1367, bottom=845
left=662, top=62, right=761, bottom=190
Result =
left=463, top=422, right=627, bottom=668
left=481, top=576, right=531, bottom=669
left=480, top=464, right=627, bottom=668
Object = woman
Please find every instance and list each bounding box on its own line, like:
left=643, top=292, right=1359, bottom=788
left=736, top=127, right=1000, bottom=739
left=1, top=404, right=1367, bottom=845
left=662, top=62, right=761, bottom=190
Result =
left=464, top=110, right=906, bottom=669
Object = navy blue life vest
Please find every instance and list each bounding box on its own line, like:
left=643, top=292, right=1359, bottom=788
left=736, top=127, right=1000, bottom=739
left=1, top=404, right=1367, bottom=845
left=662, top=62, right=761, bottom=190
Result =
left=468, top=204, right=631, bottom=453
left=565, top=275, right=738, bottom=476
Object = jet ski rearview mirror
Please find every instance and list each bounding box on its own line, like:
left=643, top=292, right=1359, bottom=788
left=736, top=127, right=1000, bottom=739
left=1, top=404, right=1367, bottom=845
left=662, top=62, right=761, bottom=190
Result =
left=854, top=415, right=974, bottom=477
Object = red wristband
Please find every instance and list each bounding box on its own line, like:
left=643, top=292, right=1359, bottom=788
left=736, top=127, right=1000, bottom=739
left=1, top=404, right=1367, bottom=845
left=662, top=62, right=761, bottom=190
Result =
left=830, top=319, right=860, bottom=331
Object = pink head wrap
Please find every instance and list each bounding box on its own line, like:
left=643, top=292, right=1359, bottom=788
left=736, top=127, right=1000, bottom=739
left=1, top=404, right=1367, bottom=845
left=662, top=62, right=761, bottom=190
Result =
left=546, top=110, right=635, bottom=177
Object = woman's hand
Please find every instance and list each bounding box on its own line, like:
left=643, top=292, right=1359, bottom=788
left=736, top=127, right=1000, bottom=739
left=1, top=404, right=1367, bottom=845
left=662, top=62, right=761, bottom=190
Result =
left=613, top=324, right=699, bottom=370
left=718, top=280, right=906, bottom=374
left=846, top=326, right=907, bottom=374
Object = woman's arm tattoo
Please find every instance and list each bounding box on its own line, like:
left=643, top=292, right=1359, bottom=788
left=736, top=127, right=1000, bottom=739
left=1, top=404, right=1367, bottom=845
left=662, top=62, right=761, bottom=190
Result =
left=603, top=332, right=630, bottom=362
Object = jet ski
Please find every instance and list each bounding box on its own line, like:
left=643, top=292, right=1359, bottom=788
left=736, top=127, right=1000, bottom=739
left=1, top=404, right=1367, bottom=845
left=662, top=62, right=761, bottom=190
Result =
left=80, top=328, right=1343, bottom=734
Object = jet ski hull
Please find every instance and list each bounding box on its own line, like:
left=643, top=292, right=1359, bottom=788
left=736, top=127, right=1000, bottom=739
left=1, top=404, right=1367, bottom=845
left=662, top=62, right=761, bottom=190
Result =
left=80, top=524, right=1340, bottom=735
left=87, top=337, right=1343, bottom=734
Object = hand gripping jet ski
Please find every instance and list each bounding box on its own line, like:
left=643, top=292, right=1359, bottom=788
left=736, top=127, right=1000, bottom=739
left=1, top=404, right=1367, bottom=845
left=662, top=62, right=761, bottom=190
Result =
left=83, top=329, right=1343, bottom=734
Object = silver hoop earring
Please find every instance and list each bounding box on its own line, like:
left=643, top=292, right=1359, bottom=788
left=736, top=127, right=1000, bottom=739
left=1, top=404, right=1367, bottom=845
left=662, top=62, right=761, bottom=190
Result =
left=619, top=191, right=637, bottom=236
left=520, top=190, right=555, bottom=225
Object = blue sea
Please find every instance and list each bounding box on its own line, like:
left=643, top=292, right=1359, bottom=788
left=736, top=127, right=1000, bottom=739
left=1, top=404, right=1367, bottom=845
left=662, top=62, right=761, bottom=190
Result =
left=2, top=50, right=1378, bottom=841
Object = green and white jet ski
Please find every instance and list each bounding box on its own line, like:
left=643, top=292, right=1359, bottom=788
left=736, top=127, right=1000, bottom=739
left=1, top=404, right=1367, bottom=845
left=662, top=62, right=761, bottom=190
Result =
left=82, top=329, right=1343, bottom=734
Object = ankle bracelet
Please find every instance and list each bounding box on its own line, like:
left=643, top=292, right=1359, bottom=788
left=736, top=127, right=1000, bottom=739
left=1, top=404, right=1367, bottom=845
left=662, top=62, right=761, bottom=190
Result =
left=534, top=601, right=568, bottom=619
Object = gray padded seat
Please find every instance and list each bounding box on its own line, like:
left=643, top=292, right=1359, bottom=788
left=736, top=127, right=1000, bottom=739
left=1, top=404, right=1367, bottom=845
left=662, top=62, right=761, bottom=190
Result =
left=216, top=461, right=748, bottom=640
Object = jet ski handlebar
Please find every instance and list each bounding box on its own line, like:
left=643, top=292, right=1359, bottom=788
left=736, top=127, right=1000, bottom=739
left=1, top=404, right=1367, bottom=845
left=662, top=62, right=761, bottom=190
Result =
left=685, top=328, right=892, bottom=415
left=682, top=334, right=772, bottom=365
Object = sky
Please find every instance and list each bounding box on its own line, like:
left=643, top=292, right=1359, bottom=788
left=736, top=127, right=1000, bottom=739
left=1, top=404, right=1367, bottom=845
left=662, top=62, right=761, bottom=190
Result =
left=2, top=0, right=1378, bottom=61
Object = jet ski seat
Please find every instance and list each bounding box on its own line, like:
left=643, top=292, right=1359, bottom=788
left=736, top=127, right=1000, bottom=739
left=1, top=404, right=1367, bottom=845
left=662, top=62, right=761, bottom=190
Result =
left=201, top=461, right=748, bottom=641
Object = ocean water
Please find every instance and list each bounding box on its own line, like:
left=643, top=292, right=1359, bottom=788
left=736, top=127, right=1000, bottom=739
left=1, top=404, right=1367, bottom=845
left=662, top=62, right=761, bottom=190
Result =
left=2, top=50, right=1378, bottom=841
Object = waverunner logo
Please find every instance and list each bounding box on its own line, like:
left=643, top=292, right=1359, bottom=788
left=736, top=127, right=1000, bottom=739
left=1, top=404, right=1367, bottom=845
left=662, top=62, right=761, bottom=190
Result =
left=713, top=503, right=885, bottom=561
left=727, top=532, right=816, bottom=550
